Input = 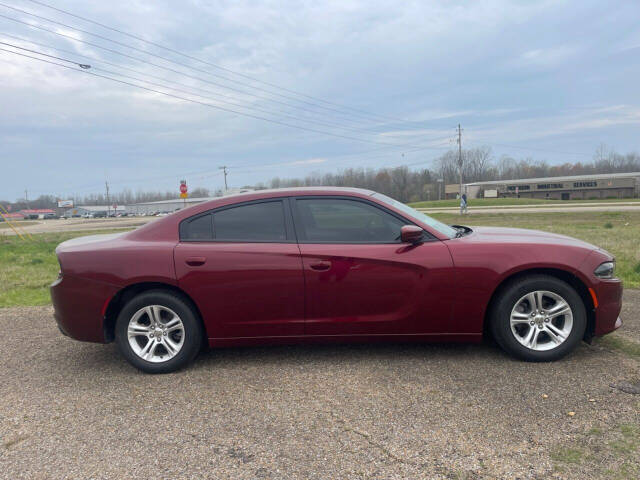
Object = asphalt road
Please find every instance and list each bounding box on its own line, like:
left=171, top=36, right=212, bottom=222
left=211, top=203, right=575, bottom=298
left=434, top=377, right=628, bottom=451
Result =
left=1, top=217, right=154, bottom=235
left=418, top=202, right=640, bottom=215
left=1, top=292, right=638, bottom=479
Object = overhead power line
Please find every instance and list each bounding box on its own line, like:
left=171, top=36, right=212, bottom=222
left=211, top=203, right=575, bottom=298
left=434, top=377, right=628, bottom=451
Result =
left=0, top=39, right=452, bottom=144
left=0, top=18, right=591, bottom=159
left=0, top=2, right=410, bottom=126
left=1, top=4, right=594, bottom=162
left=0, top=14, right=453, bottom=142
left=22, top=0, right=411, bottom=124
left=0, top=46, right=453, bottom=150
left=0, top=20, right=367, bottom=128
left=0, top=40, right=90, bottom=68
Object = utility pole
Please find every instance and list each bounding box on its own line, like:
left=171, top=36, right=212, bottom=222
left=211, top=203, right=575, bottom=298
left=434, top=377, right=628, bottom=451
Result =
left=456, top=123, right=464, bottom=214
left=219, top=166, right=229, bottom=191
left=24, top=189, right=28, bottom=205
left=105, top=180, right=110, bottom=217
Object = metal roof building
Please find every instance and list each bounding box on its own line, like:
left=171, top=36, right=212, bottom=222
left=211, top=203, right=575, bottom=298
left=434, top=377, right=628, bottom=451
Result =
left=125, top=197, right=216, bottom=215
left=446, top=172, right=640, bottom=200
left=125, top=189, right=255, bottom=215
left=64, top=205, right=126, bottom=217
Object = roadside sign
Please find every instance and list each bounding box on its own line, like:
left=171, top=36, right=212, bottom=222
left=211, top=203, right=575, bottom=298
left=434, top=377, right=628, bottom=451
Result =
left=180, top=183, right=187, bottom=194
left=58, top=200, right=73, bottom=208
left=484, top=189, right=498, bottom=198
left=113, top=204, right=118, bottom=210
left=180, top=192, right=188, bottom=199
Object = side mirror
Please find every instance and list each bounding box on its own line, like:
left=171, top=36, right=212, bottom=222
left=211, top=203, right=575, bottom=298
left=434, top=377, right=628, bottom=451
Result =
left=400, top=225, right=424, bottom=244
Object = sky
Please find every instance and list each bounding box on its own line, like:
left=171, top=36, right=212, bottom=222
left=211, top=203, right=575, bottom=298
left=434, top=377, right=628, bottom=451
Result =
left=0, top=0, right=639, bottom=201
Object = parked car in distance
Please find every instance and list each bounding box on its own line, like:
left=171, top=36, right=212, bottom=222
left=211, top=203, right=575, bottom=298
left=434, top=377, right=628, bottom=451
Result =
left=51, top=187, right=623, bottom=373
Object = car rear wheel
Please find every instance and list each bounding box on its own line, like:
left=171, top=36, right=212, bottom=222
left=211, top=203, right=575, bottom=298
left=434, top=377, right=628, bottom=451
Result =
left=115, top=290, right=203, bottom=373
left=490, top=275, right=587, bottom=361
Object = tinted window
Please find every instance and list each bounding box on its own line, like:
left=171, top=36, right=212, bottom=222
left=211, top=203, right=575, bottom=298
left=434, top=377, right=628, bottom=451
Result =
left=372, top=192, right=457, bottom=238
left=182, top=213, right=213, bottom=240
left=295, top=198, right=404, bottom=243
left=213, top=201, right=286, bottom=241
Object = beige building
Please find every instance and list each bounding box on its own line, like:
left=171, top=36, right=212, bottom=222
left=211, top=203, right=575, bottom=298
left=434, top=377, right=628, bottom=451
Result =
left=446, top=172, right=640, bottom=200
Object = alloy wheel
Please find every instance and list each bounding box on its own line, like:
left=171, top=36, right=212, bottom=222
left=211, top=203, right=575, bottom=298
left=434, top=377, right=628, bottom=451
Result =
left=509, top=290, right=573, bottom=351
left=127, top=305, right=185, bottom=363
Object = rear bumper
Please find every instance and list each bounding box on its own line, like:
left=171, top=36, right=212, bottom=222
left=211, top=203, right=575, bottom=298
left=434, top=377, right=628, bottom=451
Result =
left=592, top=279, right=623, bottom=336
left=50, top=274, right=119, bottom=343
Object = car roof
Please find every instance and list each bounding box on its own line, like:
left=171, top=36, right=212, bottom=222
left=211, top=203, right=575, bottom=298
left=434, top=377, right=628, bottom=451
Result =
left=222, top=186, right=376, bottom=198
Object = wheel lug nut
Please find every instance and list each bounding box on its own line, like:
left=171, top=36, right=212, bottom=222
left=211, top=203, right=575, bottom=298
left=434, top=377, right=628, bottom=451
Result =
left=530, top=321, right=535, bottom=326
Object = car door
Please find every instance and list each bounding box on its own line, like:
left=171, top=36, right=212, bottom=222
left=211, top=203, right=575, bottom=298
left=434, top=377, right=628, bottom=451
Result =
left=292, top=196, right=455, bottom=337
left=174, top=198, right=305, bottom=340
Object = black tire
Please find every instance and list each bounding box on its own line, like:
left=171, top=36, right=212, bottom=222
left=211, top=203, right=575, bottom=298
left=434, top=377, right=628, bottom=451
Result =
left=115, top=290, right=203, bottom=373
left=490, top=275, right=586, bottom=362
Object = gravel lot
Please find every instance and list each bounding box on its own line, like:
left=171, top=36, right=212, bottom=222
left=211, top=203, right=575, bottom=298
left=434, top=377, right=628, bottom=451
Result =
left=1, top=293, right=638, bottom=479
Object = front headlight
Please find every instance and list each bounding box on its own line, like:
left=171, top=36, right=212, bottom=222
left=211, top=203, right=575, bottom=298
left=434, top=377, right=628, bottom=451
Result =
left=594, top=261, right=615, bottom=279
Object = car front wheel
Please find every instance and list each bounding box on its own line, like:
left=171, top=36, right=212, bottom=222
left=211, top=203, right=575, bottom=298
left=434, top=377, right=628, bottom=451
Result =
left=490, top=275, right=587, bottom=361
left=115, top=290, right=203, bottom=373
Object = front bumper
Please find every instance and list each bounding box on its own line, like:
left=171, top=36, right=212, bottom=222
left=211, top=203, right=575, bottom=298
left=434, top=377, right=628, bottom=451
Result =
left=50, top=274, right=119, bottom=343
left=592, top=279, right=623, bottom=336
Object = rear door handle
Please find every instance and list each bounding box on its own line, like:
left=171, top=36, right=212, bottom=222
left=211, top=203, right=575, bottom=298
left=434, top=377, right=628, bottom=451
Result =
left=185, top=256, right=206, bottom=266
left=309, top=261, right=331, bottom=271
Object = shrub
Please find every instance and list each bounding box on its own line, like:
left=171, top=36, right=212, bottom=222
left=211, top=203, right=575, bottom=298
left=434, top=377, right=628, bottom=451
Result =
left=604, top=222, right=613, bottom=229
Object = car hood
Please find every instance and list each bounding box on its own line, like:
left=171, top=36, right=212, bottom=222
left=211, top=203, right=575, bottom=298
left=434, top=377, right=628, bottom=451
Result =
left=460, top=226, right=599, bottom=250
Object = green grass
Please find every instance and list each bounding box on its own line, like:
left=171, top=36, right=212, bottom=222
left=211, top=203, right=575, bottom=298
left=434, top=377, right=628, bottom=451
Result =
left=551, top=447, right=584, bottom=464
left=432, top=210, right=640, bottom=288
left=0, top=229, right=132, bottom=308
left=553, top=424, right=640, bottom=479
left=409, top=197, right=640, bottom=208
left=597, top=335, right=640, bottom=359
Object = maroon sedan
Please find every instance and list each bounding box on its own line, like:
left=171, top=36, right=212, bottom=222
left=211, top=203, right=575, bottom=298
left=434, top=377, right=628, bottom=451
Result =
left=51, top=187, right=622, bottom=373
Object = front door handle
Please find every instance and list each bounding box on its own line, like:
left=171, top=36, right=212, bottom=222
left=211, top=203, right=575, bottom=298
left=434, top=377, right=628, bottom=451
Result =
left=185, top=256, right=206, bottom=267
left=309, top=261, right=331, bottom=271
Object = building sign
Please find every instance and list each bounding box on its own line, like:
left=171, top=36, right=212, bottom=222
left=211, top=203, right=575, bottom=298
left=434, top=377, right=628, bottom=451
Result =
left=573, top=181, right=598, bottom=188
left=484, top=189, right=498, bottom=198
left=58, top=200, right=74, bottom=208
left=507, top=185, right=530, bottom=191
left=537, top=183, right=564, bottom=189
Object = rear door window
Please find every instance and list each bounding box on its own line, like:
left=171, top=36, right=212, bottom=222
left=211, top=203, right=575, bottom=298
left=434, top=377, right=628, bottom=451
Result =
left=180, top=213, right=213, bottom=240
left=213, top=201, right=287, bottom=241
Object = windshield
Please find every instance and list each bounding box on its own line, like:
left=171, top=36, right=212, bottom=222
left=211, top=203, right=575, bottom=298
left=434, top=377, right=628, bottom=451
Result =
left=372, top=193, right=458, bottom=239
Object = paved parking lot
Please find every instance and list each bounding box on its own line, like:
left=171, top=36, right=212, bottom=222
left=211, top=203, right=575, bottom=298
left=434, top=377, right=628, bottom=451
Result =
left=1, top=293, right=638, bottom=479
